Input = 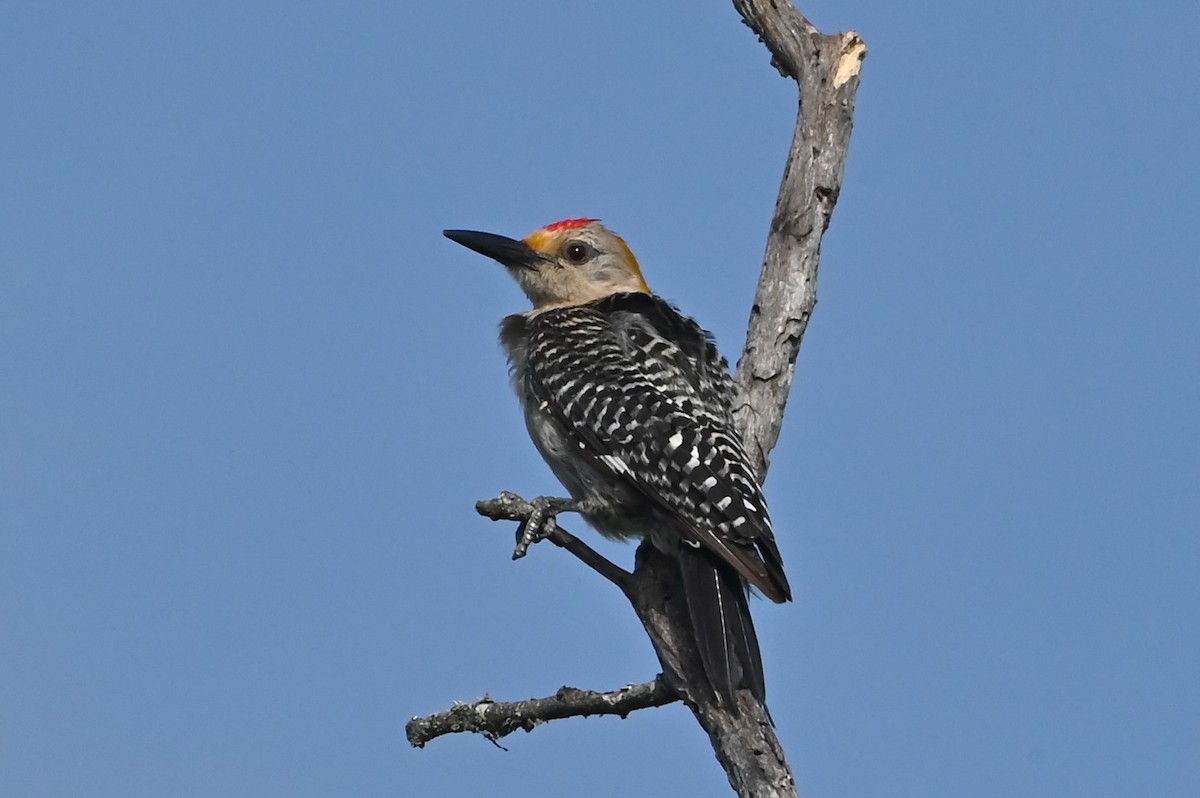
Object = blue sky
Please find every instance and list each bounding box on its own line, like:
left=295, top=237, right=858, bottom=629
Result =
left=2, top=1, right=1197, bottom=796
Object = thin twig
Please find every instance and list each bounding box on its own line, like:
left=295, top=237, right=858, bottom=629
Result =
left=406, top=676, right=678, bottom=748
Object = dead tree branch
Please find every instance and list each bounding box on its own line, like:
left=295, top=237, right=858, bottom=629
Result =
left=406, top=677, right=677, bottom=748
left=732, top=1, right=867, bottom=478
left=410, top=3, right=864, bottom=797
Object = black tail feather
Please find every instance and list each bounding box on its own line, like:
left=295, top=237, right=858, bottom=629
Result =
left=678, top=547, right=766, bottom=709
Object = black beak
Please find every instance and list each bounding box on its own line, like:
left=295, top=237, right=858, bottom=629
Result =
left=443, top=229, right=541, bottom=270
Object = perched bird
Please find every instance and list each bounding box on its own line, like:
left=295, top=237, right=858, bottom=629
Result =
left=444, top=218, right=791, bottom=708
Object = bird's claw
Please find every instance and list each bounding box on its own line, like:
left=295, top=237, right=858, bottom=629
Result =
left=513, top=496, right=573, bottom=559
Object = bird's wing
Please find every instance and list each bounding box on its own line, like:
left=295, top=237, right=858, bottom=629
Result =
left=525, top=307, right=790, bottom=603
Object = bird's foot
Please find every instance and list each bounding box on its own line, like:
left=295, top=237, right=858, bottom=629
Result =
left=513, top=495, right=576, bottom=560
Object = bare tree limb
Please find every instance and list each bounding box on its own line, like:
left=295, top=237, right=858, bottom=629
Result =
left=411, top=3, right=864, bottom=796
left=732, top=1, right=867, bottom=477
left=406, top=677, right=677, bottom=748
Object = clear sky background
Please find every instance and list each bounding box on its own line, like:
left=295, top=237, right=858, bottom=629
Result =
left=2, top=1, right=1197, bottom=796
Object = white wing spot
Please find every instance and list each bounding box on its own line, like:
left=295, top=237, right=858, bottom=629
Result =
left=701, top=476, right=717, bottom=490
left=667, top=431, right=684, bottom=452
left=600, top=454, right=630, bottom=475
left=716, top=496, right=732, bottom=511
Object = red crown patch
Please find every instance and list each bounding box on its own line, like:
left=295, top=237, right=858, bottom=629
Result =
left=543, top=218, right=598, bottom=232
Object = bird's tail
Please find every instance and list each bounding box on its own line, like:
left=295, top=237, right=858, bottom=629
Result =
left=677, top=546, right=765, bottom=709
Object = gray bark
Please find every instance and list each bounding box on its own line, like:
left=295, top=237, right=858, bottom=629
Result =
left=732, top=0, right=867, bottom=479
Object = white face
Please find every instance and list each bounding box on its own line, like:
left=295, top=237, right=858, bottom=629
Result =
left=515, top=223, right=649, bottom=310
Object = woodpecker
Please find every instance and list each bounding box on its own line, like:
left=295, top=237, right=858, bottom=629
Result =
left=444, top=218, right=791, bottom=708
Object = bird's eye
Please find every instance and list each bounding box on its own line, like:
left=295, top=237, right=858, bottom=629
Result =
left=563, top=241, right=590, bottom=264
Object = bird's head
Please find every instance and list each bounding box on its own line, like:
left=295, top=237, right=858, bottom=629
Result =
left=444, top=219, right=650, bottom=311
